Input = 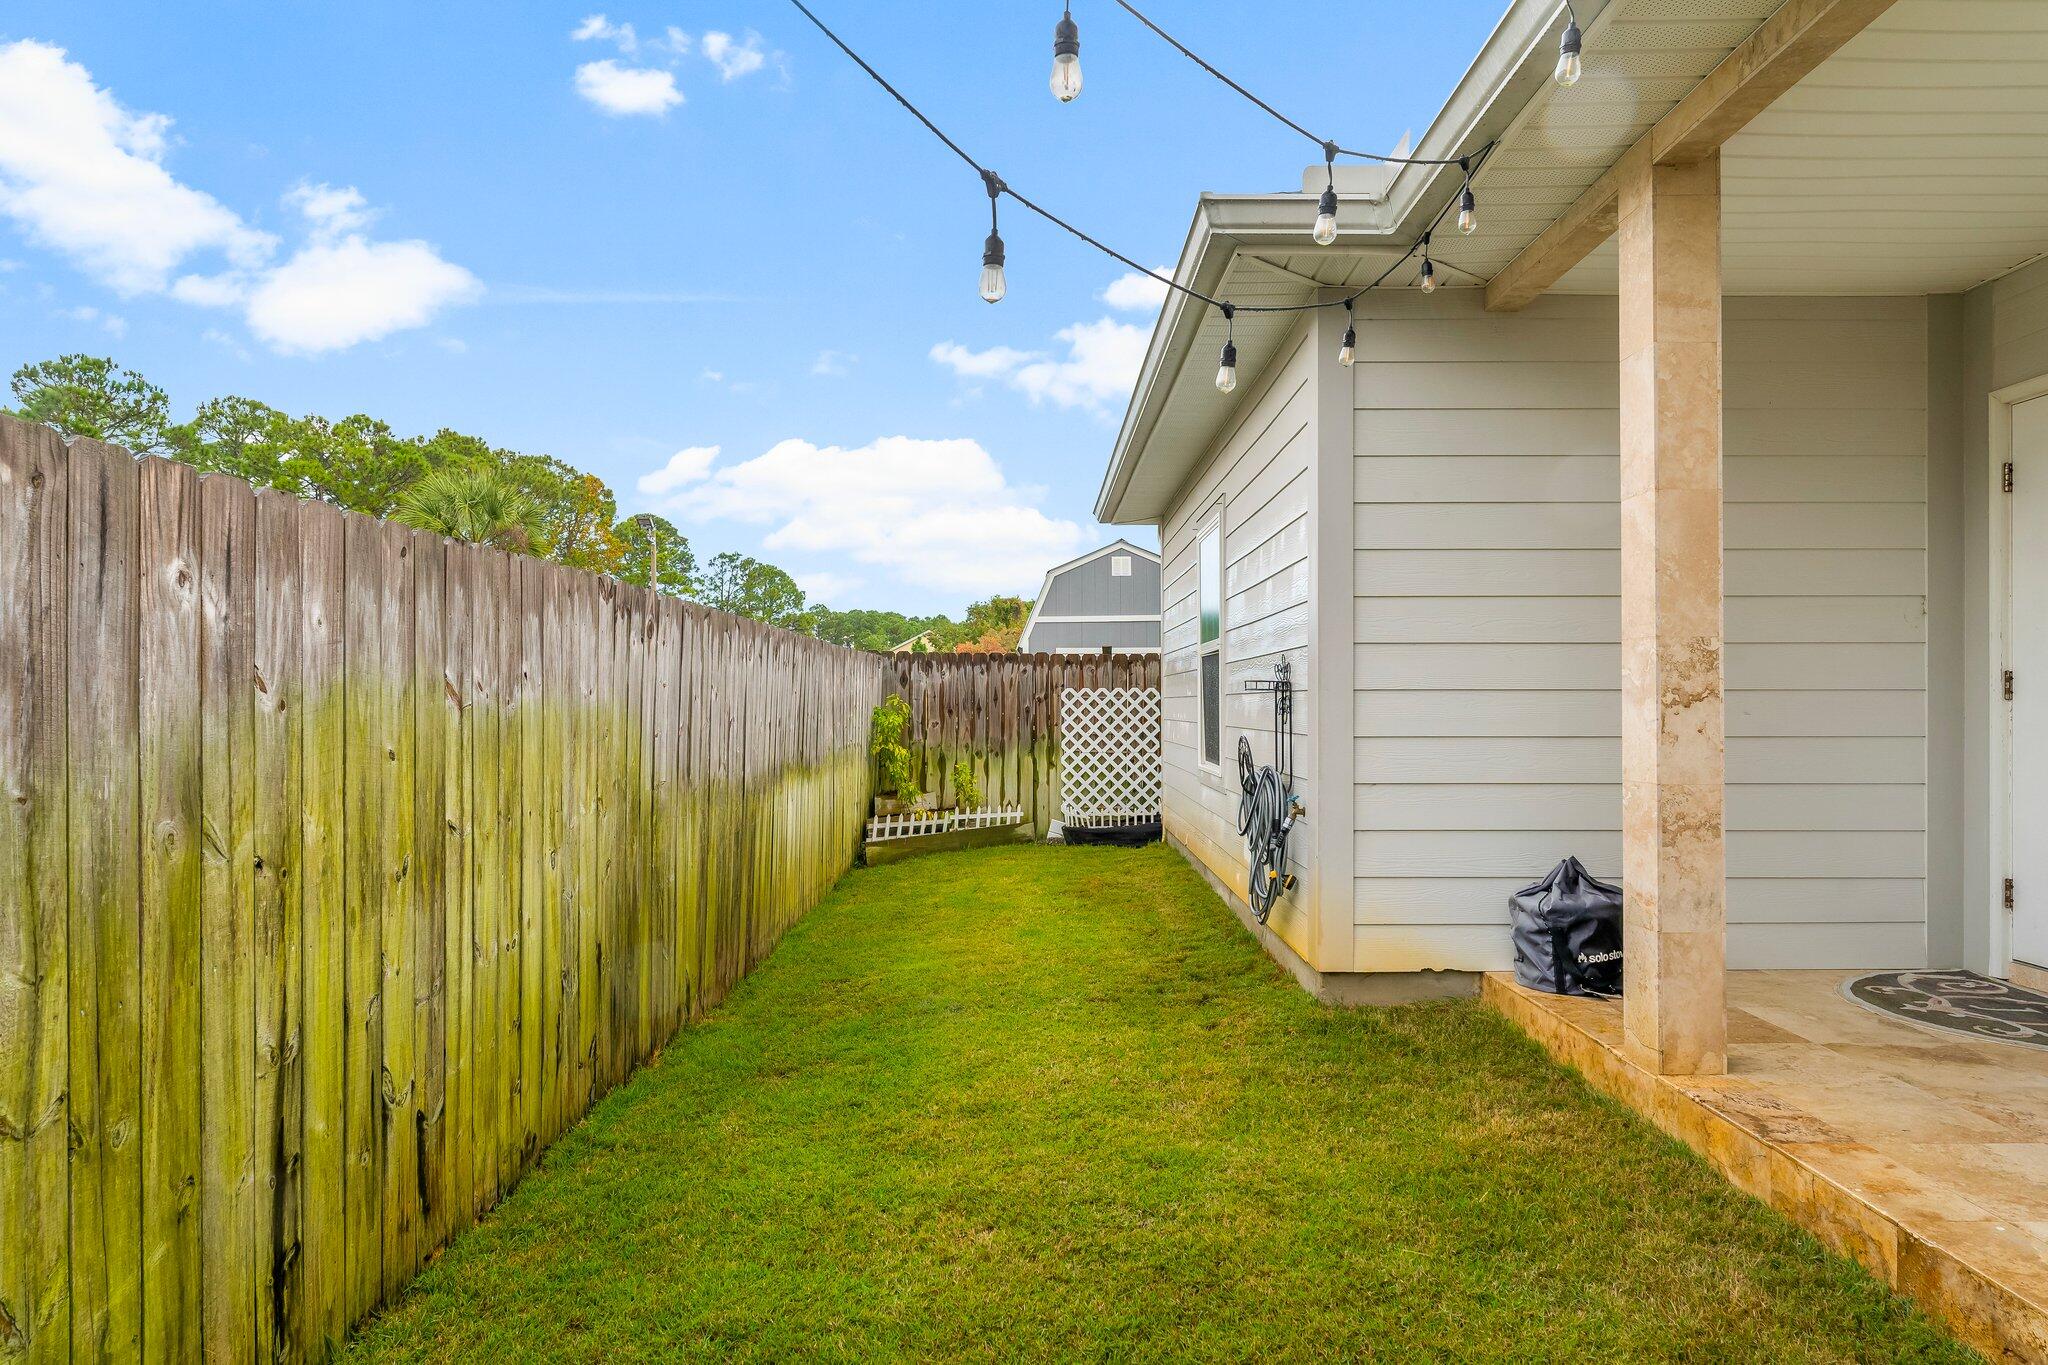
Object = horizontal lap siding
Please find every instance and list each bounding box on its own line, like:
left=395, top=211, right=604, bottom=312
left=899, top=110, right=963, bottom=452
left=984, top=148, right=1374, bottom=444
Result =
left=1350, top=292, right=1929, bottom=972
left=1160, top=325, right=1318, bottom=956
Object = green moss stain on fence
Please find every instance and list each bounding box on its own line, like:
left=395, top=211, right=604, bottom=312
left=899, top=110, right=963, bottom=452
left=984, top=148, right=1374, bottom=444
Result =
left=0, top=414, right=888, bottom=1362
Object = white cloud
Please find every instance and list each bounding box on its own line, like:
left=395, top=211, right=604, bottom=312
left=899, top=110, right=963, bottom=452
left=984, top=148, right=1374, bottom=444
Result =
left=61, top=303, right=125, bottom=337
left=243, top=235, right=481, bottom=354
left=572, top=15, right=638, bottom=52
left=930, top=341, right=1038, bottom=380
left=202, top=327, right=252, bottom=362
left=0, top=39, right=275, bottom=294
left=810, top=349, right=853, bottom=377
left=575, top=59, right=682, bottom=116
left=931, top=317, right=1148, bottom=416
left=639, top=435, right=1087, bottom=596
left=635, top=445, right=719, bottom=497
left=700, top=31, right=766, bottom=81
left=698, top=368, right=725, bottom=383
left=662, top=27, right=693, bottom=55
left=795, top=571, right=861, bottom=604
left=1102, top=269, right=1171, bottom=312
left=0, top=42, right=476, bottom=354
left=286, top=181, right=376, bottom=239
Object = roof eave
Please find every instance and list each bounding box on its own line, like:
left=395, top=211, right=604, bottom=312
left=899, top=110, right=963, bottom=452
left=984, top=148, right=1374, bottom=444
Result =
left=1093, top=197, right=1405, bottom=525
left=1095, top=0, right=1622, bottom=527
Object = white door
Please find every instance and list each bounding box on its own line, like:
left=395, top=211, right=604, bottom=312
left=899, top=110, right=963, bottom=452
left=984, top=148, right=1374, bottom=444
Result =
left=2013, top=397, right=2048, bottom=968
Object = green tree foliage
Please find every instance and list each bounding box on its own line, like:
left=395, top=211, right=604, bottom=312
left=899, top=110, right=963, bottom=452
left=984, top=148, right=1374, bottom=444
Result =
left=395, top=466, right=542, bottom=551
left=8, top=354, right=173, bottom=453
left=808, top=608, right=949, bottom=654
left=700, top=551, right=810, bottom=629
left=932, top=594, right=1033, bottom=653
left=613, top=513, right=697, bottom=596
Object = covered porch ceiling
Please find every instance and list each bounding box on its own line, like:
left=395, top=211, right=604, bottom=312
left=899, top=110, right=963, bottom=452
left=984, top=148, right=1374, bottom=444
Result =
left=1098, top=0, right=2048, bottom=523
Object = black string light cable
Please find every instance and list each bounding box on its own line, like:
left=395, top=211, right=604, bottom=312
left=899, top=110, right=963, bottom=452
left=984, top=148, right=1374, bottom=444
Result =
left=786, top=0, right=1513, bottom=389
left=1089, top=0, right=1585, bottom=114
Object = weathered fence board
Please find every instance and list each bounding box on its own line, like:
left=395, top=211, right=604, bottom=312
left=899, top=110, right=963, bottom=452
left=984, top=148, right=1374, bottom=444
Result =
left=139, top=453, right=203, bottom=1363
left=0, top=411, right=1171, bottom=1362
left=2, top=418, right=68, bottom=1358
left=253, top=489, right=304, bottom=1362
left=64, top=439, right=143, bottom=1361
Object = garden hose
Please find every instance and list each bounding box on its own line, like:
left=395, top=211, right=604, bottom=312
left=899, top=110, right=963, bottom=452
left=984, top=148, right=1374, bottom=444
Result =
left=1236, top=664, right=1299, bottom=924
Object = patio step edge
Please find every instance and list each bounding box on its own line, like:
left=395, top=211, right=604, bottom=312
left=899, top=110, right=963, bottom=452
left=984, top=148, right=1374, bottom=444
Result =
left=1481, top=972, right=2048, bottom=1365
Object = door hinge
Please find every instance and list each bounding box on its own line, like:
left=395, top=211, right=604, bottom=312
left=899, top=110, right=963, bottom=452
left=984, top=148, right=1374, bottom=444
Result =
left=2006, top=670, right=2017, bottom=701
left=2007, top=878, right=2017, bottom=912
left=2006, top=461, right=2017, bottom=494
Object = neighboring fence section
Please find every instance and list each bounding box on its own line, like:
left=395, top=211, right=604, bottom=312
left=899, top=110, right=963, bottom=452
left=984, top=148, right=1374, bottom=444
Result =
left=0, top=416, right=886, bottom=1362
left=884, top=652, right=1160, bottom=839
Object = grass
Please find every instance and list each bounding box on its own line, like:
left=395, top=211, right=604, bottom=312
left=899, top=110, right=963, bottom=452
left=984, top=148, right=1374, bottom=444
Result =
left=345, top=844, right=1973, bottom=1363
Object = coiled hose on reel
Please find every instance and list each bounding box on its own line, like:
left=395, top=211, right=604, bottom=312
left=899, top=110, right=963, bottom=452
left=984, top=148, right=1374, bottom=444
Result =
left=1236, top=663, right=1299, bottom=924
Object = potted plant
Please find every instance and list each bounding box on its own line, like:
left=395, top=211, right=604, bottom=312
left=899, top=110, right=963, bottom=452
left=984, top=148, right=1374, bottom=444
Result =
left=870, top=695, right=931, bottom=815
left=950, top=757, right=981, bottom=811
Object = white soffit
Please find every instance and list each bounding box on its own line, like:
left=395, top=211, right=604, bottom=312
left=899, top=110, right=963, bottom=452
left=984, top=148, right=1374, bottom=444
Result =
left=1113, top=253, right=1321, bottom=521
left=1554, top=0, right=2048, bottom=294
left=1428, top=0, right=1785, bottom=290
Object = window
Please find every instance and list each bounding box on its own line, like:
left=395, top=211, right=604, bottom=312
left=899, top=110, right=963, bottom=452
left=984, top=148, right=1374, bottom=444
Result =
left=1111, top=554, right=1133, bottom=577
left=1198, top=517, right=1223, bottom=768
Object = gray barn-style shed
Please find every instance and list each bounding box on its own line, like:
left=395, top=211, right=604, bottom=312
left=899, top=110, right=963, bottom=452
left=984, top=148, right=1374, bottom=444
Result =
left=1017, top=539, right=1162, bottom=654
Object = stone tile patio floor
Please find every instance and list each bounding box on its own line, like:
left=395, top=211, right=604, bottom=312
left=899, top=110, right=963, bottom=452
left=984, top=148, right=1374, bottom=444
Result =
left=1487, top=968, right=2048, bottom=1363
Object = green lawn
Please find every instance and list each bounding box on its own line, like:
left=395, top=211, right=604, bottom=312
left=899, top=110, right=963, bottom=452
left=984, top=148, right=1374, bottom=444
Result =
left=345, top=844, right=1972, bottom=1363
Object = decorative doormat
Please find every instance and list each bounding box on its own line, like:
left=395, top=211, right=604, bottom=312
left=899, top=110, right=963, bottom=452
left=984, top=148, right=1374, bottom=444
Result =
left=1842, top=970, right=2048, bottom=1049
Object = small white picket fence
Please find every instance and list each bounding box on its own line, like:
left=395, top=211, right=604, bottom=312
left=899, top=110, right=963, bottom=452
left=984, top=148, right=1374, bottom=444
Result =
left=865, top=807, right=1026, bottom=844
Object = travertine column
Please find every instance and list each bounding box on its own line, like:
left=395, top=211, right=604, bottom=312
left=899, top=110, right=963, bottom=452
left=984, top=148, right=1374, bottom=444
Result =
left=1617, top=150, right=1726, bottom=1077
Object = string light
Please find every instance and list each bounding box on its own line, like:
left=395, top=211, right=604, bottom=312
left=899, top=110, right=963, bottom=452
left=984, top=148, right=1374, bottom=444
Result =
left=783, top=0, right=1552, bottom=348
left=1338, top=299, right=1356, bottom=368
left=980, top=170, right=1007, bottom=302
left=1313, top=144, right=1340, bottom=246
left=1556, top=4, right=1583, bottom=87
left=1051, top=5, right=1083, bottom=102
left=1216, top=304, right=1237, bottom=393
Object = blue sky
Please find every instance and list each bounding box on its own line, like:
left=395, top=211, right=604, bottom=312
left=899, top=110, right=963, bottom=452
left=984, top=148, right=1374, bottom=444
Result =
left=0, top=1, right=1505, bottom=617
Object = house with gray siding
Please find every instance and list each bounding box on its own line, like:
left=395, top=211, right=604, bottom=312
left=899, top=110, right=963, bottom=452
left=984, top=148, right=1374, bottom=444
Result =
left=1017, top=539, right=1161, bottom=654
left=1086, top=0, right=2048, bottom=1344
left=1095, top=0, right=2048, bottom=1014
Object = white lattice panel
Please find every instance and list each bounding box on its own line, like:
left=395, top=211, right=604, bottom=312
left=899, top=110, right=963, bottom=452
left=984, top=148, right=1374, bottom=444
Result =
left=1059, top=687, right=1163, bottom=827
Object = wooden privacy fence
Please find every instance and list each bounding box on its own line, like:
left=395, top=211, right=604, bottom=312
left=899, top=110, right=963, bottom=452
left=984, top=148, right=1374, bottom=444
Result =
left=0, top=415, right=887, bottom=1362
left=884, top=652, right=1160, bottom=838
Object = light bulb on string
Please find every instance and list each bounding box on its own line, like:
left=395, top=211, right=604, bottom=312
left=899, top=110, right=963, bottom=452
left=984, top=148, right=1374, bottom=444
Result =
left=1339, top=299, right=1356, bottom=367
left=979, top=170, right=1007, bottom=303
left=981, top=233, right=1007, bottom=303
left=1051, top=6, right=1082, bottom=102
left=1419, top=236, right=1437, bottom=294
left=1457, top=159, right=1478, bottom=235
left=1216, top=304, right=1238, bottom=393
left=1556, top=10, right=1583, bottom=87
left=1313, top=144, right=1339, bottom=246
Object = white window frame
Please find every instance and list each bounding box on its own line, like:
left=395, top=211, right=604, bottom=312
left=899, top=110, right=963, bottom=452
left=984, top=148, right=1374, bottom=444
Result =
left=1111, top=554, right=1133, bottom=577
left=1197, top=508, right=1225, bottom=774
